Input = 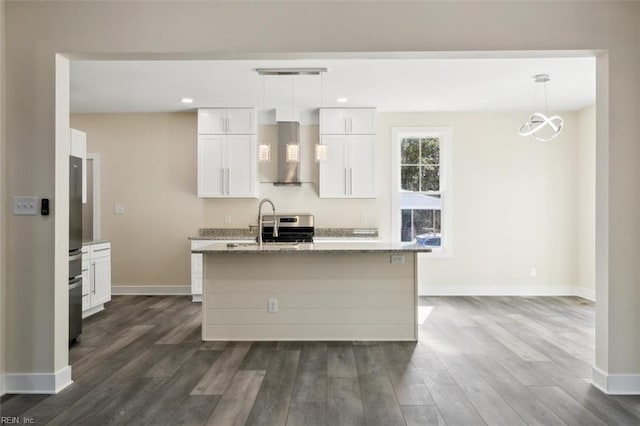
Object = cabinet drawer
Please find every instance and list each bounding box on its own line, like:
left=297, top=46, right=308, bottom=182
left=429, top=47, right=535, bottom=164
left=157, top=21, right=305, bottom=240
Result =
left=91, top=243, right=111, bottom=259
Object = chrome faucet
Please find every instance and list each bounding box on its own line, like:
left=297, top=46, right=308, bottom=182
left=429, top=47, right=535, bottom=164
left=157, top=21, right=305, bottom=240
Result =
left=257, top=198, right=278, bottom=248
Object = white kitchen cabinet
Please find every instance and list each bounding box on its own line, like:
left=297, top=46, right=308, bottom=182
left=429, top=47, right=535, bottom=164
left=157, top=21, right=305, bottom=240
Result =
left=197, top=108, right=257, bottom=198
left=70, top=128, right=87, bottom=203
left=319, top=108, right=377, bottom=198
left=197, top=134, right=256, bottom=198
left=319, top=108, right=376, bottom=134
left=198, top=108, right=256, bottom=134
left=190, top=239, right=251, bottom=302
left=319, top=135, right=376, bottom=198
left=82, top=242, right=112, bottom=318
left=81, top=246, right=90, bottom=310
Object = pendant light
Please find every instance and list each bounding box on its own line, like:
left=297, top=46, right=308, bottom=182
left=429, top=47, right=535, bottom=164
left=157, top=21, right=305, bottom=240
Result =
left=518, top=74, right=564, bottom=142
left=285, top=75, right=300, bottom=163
left=315, top=72, right=327, bottom=162
left=258, top=75, right=271, bottom=162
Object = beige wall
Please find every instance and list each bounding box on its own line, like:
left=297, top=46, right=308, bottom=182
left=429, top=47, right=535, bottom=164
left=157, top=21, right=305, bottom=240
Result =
left=377, top=112, right=582, bottom=294
left=71, top=114, right=379, bottom=286
left=73, top=110, right=589, bottom=297
left=577, top=105, right=596, bottom=296
left=71, top=113, right=202, bottom=287
left=3, top=1, right=640, bottom=388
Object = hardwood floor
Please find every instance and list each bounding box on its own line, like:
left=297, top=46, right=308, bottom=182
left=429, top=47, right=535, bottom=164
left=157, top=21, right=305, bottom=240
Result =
left=2, top=295, right=640, bottom=425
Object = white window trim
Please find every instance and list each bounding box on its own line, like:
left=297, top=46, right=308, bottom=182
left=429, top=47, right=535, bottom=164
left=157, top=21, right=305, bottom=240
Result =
left=390, top=127, right=453, bottom=257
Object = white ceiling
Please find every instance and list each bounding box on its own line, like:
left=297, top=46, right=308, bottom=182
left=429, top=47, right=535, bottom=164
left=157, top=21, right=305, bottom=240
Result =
left=70, top=57, right=595, bottom=114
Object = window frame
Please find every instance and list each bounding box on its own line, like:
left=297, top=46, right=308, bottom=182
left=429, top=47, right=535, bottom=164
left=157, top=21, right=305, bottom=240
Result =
left=391, top=127, right=453, bottom=257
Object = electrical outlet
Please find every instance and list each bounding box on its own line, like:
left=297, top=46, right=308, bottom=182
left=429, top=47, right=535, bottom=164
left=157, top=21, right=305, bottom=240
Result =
left=268, top=298, right=278, bottom=313
left=391, top=255, right=405, bottom=264
left=530, top=268, right=537, bottom=278
left=360, top=213, right=368, bottom=225
left=114, top=204, right=125, bottom=215
left=224, top=214, right=232, bottom=224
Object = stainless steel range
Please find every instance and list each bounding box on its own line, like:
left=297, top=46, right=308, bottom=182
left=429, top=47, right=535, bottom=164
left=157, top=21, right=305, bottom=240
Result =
left=261, top=214, right=314, bottom=243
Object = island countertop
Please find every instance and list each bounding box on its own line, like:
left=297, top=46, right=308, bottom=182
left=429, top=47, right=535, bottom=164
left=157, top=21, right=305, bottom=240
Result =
left=193, top=241, right=432, bottom=254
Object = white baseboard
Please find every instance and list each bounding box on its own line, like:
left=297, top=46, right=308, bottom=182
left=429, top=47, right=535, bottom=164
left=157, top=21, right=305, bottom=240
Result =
left=420, top=284, right=595, bottom=301
left=112, top=285, right=191, bottom=296
left=573, top=287, right=596, bottom=301
left=592, top=366, right=640, bottom=395
left=82, top=304, right=105, bottom=318
left=4, top=366, right=72, bottom=394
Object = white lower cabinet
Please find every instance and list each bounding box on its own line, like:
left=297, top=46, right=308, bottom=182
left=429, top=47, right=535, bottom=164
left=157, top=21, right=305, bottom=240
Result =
left=191, top=239, right=250, bottom=302
left=82, top=242, right=112, bottom=318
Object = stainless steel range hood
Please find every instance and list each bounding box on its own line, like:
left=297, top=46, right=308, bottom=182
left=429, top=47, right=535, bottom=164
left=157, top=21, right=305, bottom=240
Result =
left=274, top=121, right=301, bottom=186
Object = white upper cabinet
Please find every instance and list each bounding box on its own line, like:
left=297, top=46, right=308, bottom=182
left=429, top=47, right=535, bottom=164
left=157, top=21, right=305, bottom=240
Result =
left=319, top=108, right=377, bottom=198
left=70, top=128, right=88, bottom=203
left=198, top=108, right=256, bottom=134
left=319, top=134, right=376, bottom=198
left=319, top=108, right=376, bottom=135
left=198, top=135, right=226, bottom=197
left=197, top=108, right=257, bottom=198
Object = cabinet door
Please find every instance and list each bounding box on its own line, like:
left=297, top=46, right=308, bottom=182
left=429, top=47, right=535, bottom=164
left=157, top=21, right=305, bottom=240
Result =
left=226, top=135, right=256, bottom=197
left=81, top=264, right=91, bottom=310
left=198, top=135, right=226, bottom=197
left=191, top=253, right=203, bottom=296
left=320, top=109, right=349, bottom=134
left=319, top=135, right=349, bottom=198
left=226, top=109, right=255, bottom=134
left=198, top=109, right=227, bottom=134
left=348, top=135, right=377, bottom=197
left=348, top=109, right=377, bottom=134
left=92, top=255, right=111, bottom=307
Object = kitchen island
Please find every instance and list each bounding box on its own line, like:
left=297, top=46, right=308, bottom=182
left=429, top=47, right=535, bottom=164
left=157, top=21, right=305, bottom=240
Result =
left=194, top=242, right=431, bottom=341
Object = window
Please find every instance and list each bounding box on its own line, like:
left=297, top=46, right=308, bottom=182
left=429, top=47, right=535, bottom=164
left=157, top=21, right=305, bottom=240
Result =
left=391, top=127, right=451, bottom=253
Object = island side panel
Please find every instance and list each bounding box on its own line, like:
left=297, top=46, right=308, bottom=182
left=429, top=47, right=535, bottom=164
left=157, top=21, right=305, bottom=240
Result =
left=202, top=252, right=417, bottom=341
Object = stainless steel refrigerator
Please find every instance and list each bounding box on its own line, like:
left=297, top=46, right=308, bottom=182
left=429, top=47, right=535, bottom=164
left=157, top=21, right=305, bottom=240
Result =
left=69, top=155, right=83, bottom=342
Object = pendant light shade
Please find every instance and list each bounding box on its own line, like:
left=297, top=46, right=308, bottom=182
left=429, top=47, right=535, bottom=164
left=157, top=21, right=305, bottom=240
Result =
left=518, top=74, right=564, bottom=142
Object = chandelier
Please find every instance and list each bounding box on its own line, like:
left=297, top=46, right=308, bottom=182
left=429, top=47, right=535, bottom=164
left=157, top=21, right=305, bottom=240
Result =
left=518, top=74, right=564, bottom=142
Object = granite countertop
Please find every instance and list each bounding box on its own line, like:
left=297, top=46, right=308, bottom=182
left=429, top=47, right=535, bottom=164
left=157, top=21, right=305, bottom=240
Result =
left=191, top=228, right=379, bottom=241
left=193, top=241, right=431, bottom=254
left=83, top=239, right=111, bottom=246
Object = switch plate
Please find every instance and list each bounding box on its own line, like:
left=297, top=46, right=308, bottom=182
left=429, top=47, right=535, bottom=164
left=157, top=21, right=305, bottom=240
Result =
left=360, top=213, right=368, bottom=225
left=391, top=255, right=405, bottom=264
left=530, top=268, right=537, bottom=278
left=268, top=298, right=278, bottom=313
left=114, top=204, right=125, bottom=215
left=13, top=196, right=39, bottom=215
left=224, top=214, right=232, bottom=224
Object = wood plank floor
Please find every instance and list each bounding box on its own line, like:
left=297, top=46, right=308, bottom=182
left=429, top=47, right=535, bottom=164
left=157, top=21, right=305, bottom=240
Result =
left=2, top=295, right=640, bottom=425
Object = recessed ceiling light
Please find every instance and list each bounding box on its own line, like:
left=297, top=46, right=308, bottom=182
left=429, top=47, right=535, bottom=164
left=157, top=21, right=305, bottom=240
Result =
left=336, top=97, right=348, bottom=103
left=180, top=98, right=194, bottom=104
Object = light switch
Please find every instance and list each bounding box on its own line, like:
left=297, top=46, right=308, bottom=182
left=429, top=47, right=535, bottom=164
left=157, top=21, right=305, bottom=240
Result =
left=114, top=204, right=125, bottom=215
left=13, top=196, right=39, bottom=215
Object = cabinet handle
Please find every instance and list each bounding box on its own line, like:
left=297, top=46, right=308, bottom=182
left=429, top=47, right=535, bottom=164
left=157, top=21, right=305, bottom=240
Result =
left=350, top=118, right=353, bottom=133
left=345, top=118, right=348, bottom=134
left=344, top=169, right=348, bottom=195
left=220, top=169, right=224, bottom=194
left=350, top=168, right=353, bottom=195
left=227, top=117, right=231, bottom=133
left=226, top=169, right=230, bottom=195
left=92, top=262, right=96, bottom=294
left=93, top=248, right=109, bottom=253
